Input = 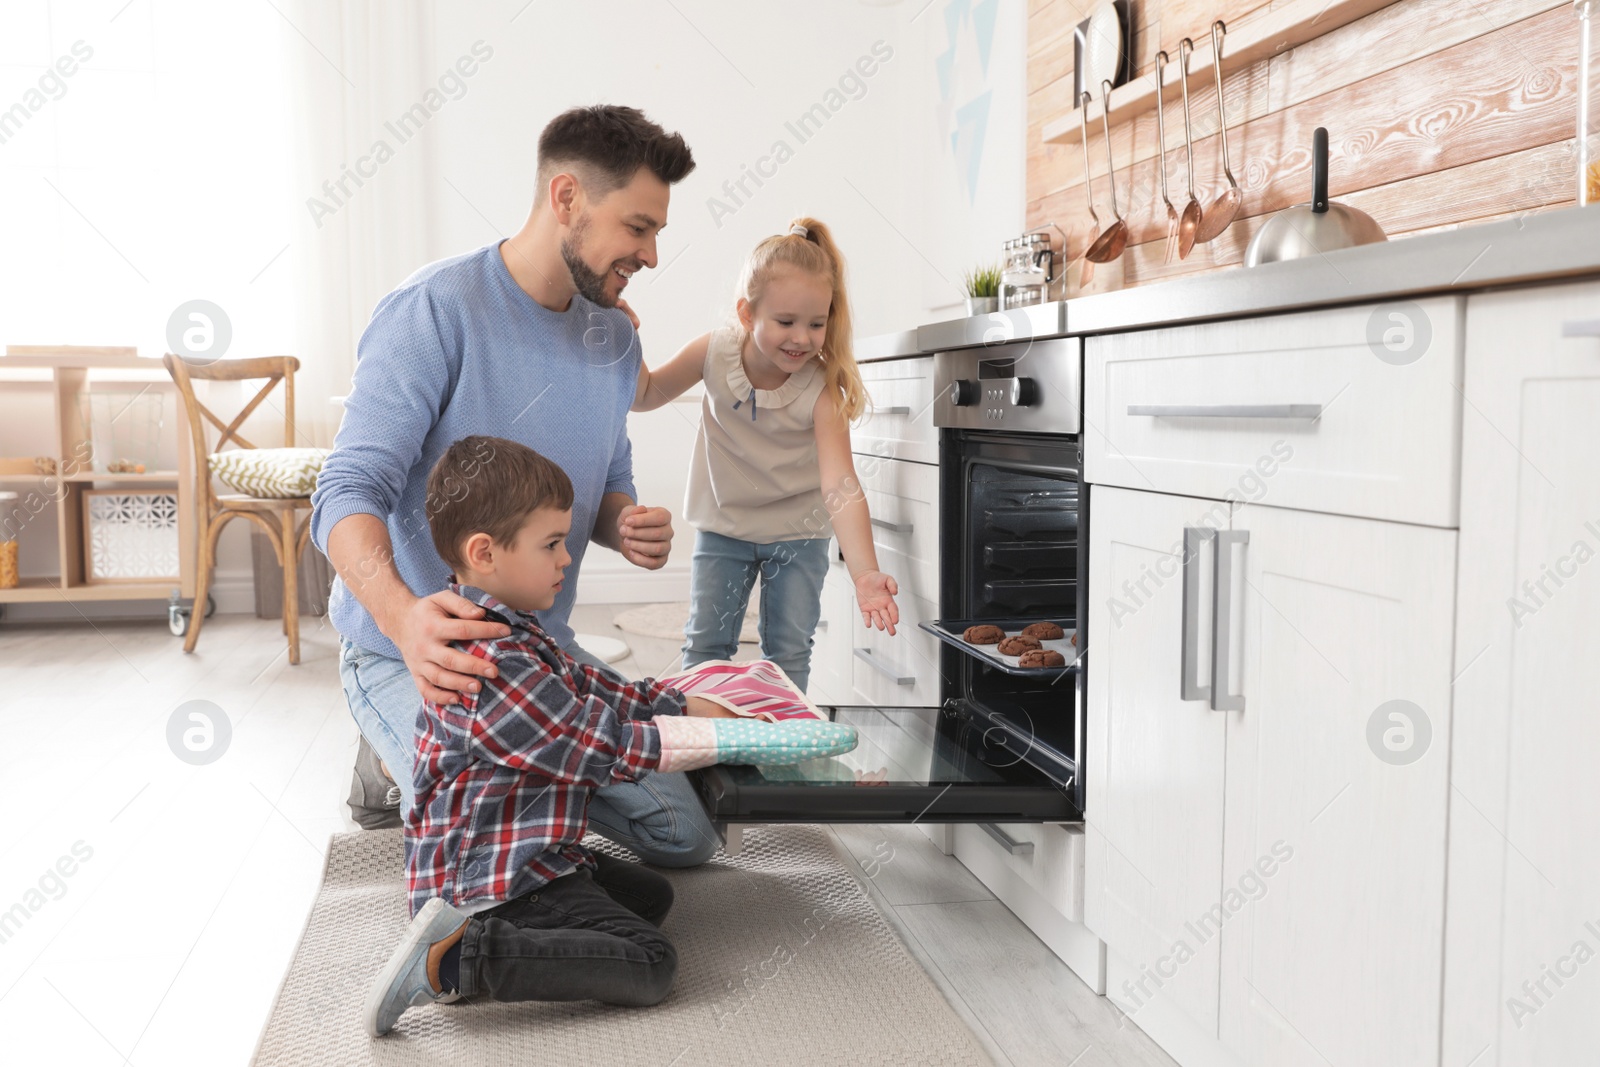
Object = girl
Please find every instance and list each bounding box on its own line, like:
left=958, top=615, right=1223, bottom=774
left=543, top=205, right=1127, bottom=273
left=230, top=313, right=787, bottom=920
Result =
left=632, top=217, right=898, bottom=692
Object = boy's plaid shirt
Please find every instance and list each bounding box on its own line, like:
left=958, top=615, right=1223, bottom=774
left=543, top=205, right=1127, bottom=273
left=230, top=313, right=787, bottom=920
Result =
left=404, top=584, right=683, bottom=915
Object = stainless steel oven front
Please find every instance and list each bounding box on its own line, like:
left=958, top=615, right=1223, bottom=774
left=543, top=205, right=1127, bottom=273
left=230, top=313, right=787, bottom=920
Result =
left=690, top=337, right=1085, bottom=831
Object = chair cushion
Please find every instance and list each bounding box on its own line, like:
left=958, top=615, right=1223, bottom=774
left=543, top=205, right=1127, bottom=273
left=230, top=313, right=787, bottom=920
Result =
left=208, top=448, right=329, bottom=498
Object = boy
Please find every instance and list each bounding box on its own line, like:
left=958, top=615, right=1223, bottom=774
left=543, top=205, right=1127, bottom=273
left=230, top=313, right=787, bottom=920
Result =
left=365, top=436, right=855, bottom=1036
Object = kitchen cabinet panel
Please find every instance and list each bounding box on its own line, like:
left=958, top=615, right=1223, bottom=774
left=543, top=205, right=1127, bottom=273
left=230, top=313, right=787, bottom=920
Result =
left=1087, top=485, right=1231, bottom=1037
left=849, top=588, right=942, bottom=709
left=1445, top=279, right=1600, bottom=1067
left=1221, top=503, right=1455, bottom=1067
left=855, top=356, right=938, bottom=466
left=808, top=556, right=854, bottom=707
left=859, top=454, right=940, bottom=607
left=1084, top=297, right=1463, bottom=527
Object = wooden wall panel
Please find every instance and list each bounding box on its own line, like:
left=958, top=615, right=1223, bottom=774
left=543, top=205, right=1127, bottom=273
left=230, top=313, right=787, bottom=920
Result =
left=1025, top=0, right=1584, bottom=292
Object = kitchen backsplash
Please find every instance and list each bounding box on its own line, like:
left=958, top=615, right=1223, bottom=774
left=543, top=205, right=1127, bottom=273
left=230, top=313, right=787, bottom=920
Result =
left=1026, top=0, right=1581, bottom=290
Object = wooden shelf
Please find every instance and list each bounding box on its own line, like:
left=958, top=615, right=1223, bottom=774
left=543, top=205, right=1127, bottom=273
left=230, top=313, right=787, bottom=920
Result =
left=0, top=576, right=176, bottom=603
left=1041, top=0, right=1394, bottom=146
left=63, top=471, right=180, bottom=484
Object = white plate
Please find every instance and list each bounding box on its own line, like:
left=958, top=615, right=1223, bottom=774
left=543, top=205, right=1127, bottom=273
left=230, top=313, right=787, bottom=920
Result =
left=1082, top=1, right=1123, bottom=100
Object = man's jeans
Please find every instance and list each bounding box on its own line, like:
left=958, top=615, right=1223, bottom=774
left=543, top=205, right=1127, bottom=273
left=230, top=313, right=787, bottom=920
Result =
left=338, top=638, right=719, bottom=866
left=458, top=851, right=676, bottom=1005
left=681, top=530, right=830, bottom=692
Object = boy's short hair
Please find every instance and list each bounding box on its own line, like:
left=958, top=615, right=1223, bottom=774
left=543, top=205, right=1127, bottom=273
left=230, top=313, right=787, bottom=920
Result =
left=536, top=105, right=695, bottom=196
left=426, top=436, right=574, bottom=574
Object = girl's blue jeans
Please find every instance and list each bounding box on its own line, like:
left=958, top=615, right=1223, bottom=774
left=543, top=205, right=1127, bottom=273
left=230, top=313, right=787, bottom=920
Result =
left=682, top=530, right=832, bottom=693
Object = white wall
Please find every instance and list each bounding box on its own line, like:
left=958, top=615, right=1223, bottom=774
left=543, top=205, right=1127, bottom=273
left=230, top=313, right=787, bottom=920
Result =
left=0, top=0, right=1025, bottom=621
left=423, top=0, right=1026, bottom=603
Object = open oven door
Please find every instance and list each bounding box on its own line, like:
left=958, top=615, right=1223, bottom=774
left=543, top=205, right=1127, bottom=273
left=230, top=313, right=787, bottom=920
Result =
left=689, top=697, right=1081, bottom=830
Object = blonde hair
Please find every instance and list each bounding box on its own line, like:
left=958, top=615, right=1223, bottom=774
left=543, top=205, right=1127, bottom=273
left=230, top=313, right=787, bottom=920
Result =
left=734, top=217, right=868, bottom=422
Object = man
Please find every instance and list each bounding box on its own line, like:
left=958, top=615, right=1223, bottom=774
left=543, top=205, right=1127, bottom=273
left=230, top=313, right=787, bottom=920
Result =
left=311, top=105, right=717, bottom=866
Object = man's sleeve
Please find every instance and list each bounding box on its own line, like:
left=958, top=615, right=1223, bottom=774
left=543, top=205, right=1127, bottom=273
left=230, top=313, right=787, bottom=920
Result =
left=468, top=652, right=665, bottom=785
left=310, top=286, right=457, bottom=557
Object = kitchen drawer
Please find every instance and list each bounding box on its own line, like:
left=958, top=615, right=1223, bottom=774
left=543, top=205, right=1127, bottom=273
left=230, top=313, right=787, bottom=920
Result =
left=855, top=356, right=937, bottom=466
left=850, top=589, right=941, bottom=708
left=808, top=559, right=854, bottom=707
left=1084, top=296, right=1463, bottom=527
left=955, top=821, right=1086, bottom=924
left=858, top=455, right=939, bottom=605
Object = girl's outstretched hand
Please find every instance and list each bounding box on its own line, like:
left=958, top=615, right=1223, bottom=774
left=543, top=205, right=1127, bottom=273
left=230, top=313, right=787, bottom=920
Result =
left=854, top=570, right=900, bottom=635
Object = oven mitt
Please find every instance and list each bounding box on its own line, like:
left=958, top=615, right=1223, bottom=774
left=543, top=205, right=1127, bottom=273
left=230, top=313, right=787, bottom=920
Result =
left=654, top=715, right=858, bottom=773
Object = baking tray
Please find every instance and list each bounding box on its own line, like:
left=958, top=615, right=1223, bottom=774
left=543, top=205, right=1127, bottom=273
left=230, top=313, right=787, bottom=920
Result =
left=918, top=617, right=1081, bottom=678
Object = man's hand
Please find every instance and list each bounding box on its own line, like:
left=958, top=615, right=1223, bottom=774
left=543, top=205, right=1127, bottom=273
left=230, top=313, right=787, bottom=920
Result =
left=389, top=589, right=511, bottom=705
left=684, top=695, right=738, bottom=718
left=618, top=504, right=673, bottom=570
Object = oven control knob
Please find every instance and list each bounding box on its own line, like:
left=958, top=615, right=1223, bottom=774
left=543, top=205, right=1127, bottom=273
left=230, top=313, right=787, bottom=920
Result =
left=949, top=379, right=979, bottom=407
left=1009, top=377, right=1038, bottom=406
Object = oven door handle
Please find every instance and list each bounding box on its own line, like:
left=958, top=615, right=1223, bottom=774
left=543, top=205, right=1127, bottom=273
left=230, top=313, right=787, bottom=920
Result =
left=870, top=517, right=914, bottom=534
left=1129, top=403, right=1322, bottom=420
left=1210, top=530, right=1249, bottom=712
left=1181, top=527, right=1213, bottom=702
left=854, top=647, right=914, bottom=686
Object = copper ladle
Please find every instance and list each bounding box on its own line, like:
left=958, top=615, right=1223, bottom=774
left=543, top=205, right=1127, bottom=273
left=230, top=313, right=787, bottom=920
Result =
left=1155, top=50, right=1179, bottom=263
left=1176, top=37, right=1203, bottom=259
left=1195, top=20, right=1242, bottom=243
left=1075, top=90, right=1102, bottom=284
left=1085, top=80, right=1128, bottom=263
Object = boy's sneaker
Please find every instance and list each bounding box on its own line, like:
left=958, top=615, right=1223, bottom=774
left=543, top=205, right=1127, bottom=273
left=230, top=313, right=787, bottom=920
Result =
left=365, top=897, right=468, bottom=1036
left=348, top=736, right=402, bottom=830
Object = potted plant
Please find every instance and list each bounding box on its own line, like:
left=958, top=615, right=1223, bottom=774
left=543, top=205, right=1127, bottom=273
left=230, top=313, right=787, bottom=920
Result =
left=962, top=263, right=1002, bottom=316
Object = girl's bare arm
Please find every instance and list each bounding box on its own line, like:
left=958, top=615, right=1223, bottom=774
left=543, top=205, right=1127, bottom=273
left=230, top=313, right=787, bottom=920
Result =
left=815, top=390, right=899, bottom=634
left=633, top=332, right=712, bottom=411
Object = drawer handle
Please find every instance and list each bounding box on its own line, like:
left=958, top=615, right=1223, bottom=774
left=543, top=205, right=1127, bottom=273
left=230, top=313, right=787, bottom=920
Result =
left=854, top=647, right=913, bottom=685
left=870, top=517, right=914, bottom=534
left=1128, top=403, right=1322, bottom=420
left=979, top=823, right=1035, bottom=856
left=1562, top=319, right=1600, bottom=338
left=1210, top=530, right=1249, bottom=713
left=1181, top=527, right=1212, bottom=703
left=877, top=405, right=912, bottom=415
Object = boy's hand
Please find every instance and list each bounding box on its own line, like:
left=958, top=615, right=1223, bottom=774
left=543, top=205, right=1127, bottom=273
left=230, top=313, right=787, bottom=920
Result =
left=684, top=695, right=738, bottom=718
left=618, top=504, right=673, bottom=570
left=854, top=570, right=900, bottom=636
left=392, top=590, right=511, bottom=705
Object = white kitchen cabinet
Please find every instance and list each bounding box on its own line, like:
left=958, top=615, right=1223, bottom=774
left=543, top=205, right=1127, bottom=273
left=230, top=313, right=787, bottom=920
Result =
left=1443, top=279, right=1600, bottom=1067
left=1084, top=297, right=1464, bottom=528
left=1088, top=482, right=1456, bottom=1067
left=1220, top=503, right=1455, bottom=1067
left=1087, top=485, right=1232, bottom=1044
left=808, top=552, right=854, bottom=707
left=854, top=356, right=938, bottom=465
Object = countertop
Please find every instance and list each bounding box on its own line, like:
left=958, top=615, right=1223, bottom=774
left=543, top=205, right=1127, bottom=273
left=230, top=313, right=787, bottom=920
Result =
left=858, top=204, right=1600, bottom=359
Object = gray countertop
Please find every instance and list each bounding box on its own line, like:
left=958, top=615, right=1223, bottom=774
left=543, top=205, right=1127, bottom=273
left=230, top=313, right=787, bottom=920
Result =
left=858, top=205, right=1600, bottom=359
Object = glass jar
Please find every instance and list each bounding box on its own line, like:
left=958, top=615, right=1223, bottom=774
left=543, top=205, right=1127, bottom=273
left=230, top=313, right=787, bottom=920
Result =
left=1581, top=0, right=1600, bottom=204
left=0, top=491, right=18, bottom=590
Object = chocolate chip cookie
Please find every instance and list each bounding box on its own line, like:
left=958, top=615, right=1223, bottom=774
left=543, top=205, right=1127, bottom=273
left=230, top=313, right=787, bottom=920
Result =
left=963, top=624, right=1005, bottom=645
left=1019, top=649, right=1067, bottom=668
left=1021, top=621, right=1065, bottom=641
left=997, top=634, right=1042, bottom=656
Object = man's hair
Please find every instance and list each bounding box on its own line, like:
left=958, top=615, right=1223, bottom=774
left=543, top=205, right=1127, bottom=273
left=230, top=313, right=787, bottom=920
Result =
left=536, top=105, right=695, bottom=196
left=426, top=436, right=574, bottom=574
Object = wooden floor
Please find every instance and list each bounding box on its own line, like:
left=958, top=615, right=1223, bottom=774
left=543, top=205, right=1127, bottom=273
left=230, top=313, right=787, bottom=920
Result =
left=0, top=604, right=1172, bottom=1067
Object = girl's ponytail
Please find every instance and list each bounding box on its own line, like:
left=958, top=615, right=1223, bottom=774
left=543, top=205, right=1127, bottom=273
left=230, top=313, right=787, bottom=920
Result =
left=734, top=216, right=869, bottom=421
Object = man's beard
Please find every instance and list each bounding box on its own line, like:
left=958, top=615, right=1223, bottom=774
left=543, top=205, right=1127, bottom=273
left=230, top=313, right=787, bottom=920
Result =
left=560, top=214, right=616, bottom=308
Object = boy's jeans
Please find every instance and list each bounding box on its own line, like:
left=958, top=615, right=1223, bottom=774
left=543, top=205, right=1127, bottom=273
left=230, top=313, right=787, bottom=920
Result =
left=681, top=530, right=831, bottom=693
left=338, top=639, right=719, bottom=867
left=458, top=850, right=676, bottom=1005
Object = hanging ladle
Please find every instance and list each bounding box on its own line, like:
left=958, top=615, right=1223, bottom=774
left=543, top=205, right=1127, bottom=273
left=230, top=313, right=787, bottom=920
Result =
left=1175, top=38, right=1203, bottom=258
left=1155, top=49, right=1179, bottom=263
left=1085, top=79, right=1128, bottom=263
left=1075, top=90, right=1102, bottom=284
left=1195, top=20, right=1242, bottom=244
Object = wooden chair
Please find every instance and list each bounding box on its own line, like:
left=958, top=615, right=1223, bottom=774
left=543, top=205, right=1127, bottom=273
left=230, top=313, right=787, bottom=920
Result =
left=163, top=353, right=312, bottom=665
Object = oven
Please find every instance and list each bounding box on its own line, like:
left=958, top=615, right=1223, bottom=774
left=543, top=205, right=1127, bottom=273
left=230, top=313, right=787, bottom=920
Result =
left=690, top=337, right=1085, bottom=831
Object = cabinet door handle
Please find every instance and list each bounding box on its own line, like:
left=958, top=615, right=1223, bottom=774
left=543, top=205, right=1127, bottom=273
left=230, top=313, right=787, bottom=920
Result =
left=854, top=647, right=913, bottom=685
left=979, top=822, right=1035, bottom=856
left=1562, top=319, right=1600, bottom=338
left=870, top=517, right=914, bottom=534
left=1181, top=527, right=1213, bottom=702
left=1129, top=403, right=1322, bottom=420
left=1210, top=529, right=1249, bottom=712
left=878, top=405, right=913, bottom=415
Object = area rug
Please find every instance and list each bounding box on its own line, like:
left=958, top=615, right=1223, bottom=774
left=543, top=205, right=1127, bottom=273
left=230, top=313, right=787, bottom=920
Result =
left=613, top=600, right=760, bottom=644
left=252, top=826, right=991, bottom=1067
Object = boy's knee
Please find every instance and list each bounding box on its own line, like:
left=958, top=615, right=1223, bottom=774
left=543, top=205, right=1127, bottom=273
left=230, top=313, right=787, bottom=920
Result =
left=638, top=941, right=679, bottom=1006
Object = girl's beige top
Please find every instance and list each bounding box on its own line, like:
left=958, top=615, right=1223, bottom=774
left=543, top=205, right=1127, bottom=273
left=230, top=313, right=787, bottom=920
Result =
left=684, top=325, right=831, bottom=543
